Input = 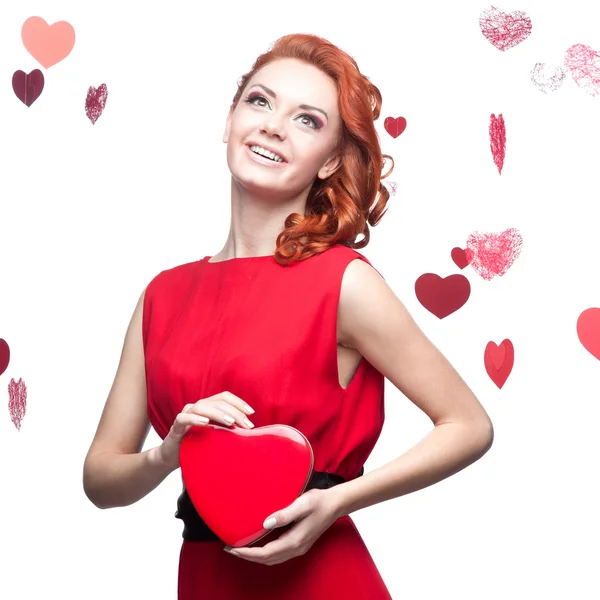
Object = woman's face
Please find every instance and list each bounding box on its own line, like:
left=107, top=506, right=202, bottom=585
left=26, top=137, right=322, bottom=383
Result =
left=223, top=58, right=342, bottom=201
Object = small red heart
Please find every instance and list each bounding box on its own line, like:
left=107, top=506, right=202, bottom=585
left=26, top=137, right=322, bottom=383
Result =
left=12, top=69, right=44, bottom=106
left=577, top=308, right=600, bottom=360
left=484, top=340, right=514, bottom=389
left=451, top=247, right=474, bottom=269
left=0, top=339, right=9, bottom=376
left=180, top=423, right=313, bottom=547
left=414, top=273, right=471, bottom=319
left=384, top=116, right=407, bottom=139
left=85, top=83, right=108, bottom=124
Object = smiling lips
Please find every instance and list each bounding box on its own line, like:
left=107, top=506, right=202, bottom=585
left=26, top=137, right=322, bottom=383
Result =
left=246, top=143, right=287, bottom=163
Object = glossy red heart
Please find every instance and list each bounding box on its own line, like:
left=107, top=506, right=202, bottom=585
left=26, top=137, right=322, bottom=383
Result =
left=414, top=273, right=471, bottom=319
left=451, top=247, right=473, bottom=269
left=484, top=339, right=514, bottom=389
left=384, top=116, right=407, bottom=138
left=180, top=423, right=313, bottom=547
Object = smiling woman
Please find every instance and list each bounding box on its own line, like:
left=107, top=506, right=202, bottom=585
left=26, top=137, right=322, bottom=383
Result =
left=83, top=31, right=493, bottom=600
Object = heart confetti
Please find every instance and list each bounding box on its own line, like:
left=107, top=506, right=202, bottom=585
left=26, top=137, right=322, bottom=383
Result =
left=384, top=116, right=407, bottom=139
left=8, top=378, right=27, bottom=431
left=0, top=339, right=9, bottom=376
left=479, top=5, right=532, bottom=52
left=466, top=228, right=522, bottom=281
left=414, top=273, right=471, bottom=319
left=85, top=84, right=108, bottom=124
left=484, top=339, right=514, bottom=388
left=489, top=113, right=506, bottom=174
left=21, top=16, right=75, bottom=69
left=564, top=44, right=600, bottom=97
left=12, top=69, right=45, bottom=106
left=576, top=308, right=600, bottom=361
left=531, top=62, right=567, bottom=94
left=451, top=247, right=474, bottom=269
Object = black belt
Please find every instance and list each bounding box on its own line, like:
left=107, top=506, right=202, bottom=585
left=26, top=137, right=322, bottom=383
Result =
left=175, top=467, right=364, bottom=542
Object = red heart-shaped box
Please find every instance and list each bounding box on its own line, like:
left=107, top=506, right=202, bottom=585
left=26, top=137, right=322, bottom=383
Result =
left=180, top=423, right=314, bottom=547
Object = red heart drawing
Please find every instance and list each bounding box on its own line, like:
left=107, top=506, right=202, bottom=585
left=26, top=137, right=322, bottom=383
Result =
left=0, top=339, right=9, bottom=377
left=414, top=273, right=471, bottom=319
left=531, top=62, right=567, bottom=94
left=12, top=69, right=44, bottom=106
left=9, top=378, right=27, bottom=431
left=21, top=16, right=75, bottom=69
left=451, top=247, right=474, bottom=269
left=85, top=84, right=108, bottom=124
left=484, top=339, right=514, bottom=389
left=479, top=6, right=532, bottom=52
left=466, top=228, right=523, bottom=281
left=384, top=116, right=407, bottom=139
left=180, top=423, right=313, bottom=547
left=576, top=308, right=600, bottom=360
left=564, top=44, right=600, bottom=97
left=489, top=113, right=506, bottom=174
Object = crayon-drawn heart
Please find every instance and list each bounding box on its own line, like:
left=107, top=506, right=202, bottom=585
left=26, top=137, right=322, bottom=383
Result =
left=12, top=70, right=44, bottom=106
left=85, top=84, right=108, bottom=124
left=484, top=339, right=514, bottom=389
left=489, top=113, right=506, bottom=174
left=531, top=62, right=567, bottom=94
left=384, top=116, right=407, bottom=139
left=180, top=423, right=313, bottom=548
left=479, top=6, right=532, bottom=52
left=414, top=273, right=471, bottom=319
left=576, top=308, right=600, bottom=361
left=9, top=378, right=28, bottom=431
left=21, top=16, right=75, bottom=69
left=0, top=339, right=10, bottom=376
left=466, top=228, right=522, bottom=281
left=451, top=247, right=474, bottom=269
left=564, top=44, right=600, bottom=97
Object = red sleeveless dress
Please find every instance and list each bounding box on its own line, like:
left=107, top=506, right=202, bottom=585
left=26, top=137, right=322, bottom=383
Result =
left=142, top=244, right=392, bottom=599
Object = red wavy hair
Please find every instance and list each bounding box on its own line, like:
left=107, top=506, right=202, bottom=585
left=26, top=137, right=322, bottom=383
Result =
left=231, top=33, right=394, bottom=265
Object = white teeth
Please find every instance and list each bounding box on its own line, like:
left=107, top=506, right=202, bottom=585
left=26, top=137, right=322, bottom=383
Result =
left=249, top=145, right=284, bottom=163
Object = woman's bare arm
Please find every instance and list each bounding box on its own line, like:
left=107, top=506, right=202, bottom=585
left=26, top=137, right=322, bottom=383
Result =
left=83, top=288, right=175, bottom=509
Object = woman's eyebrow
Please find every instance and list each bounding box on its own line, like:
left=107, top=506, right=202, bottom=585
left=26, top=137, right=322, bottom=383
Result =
left=251, top=83, right=329, bottom=121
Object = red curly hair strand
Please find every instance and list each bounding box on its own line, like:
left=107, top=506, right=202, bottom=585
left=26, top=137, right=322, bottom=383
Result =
left=231, top=33, right=394, bottom=266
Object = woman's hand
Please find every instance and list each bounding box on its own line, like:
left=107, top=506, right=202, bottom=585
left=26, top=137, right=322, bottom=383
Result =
left=224, top=487, right=343, bottom=566
left=152, top=391, right=255, bottom=471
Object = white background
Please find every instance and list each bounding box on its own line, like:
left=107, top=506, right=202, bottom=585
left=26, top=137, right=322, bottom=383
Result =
left=1, top=1, right=599, bottom=598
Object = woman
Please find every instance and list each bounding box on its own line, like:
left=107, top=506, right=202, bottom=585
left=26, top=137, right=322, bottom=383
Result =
left=83, top=33, right=494, bottom=598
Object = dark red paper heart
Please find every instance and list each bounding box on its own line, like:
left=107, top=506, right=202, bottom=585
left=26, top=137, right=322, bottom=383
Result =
left=0, top=339, right=10, bottom=376
left=384, top=116, right=407, bottom=138
left=180, top=423, right=313, bottom=547
left=12, top=69, right=44, bottom=106
left=85, top=83, right=108, bottom=124
left=414, top=273, right=471, bottom=319
left=484, top=339, right=514, bottom=389
left=451, top=247, right=473, bottom=269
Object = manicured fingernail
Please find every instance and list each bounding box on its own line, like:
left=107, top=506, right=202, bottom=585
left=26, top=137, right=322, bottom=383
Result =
left=263, top=517, right=277, bottom=529
left=223, top=415, right=235, bottom=424
left=224, top=546, right=239, bottom=556
left=196, top=416, right=209, bottom=424
left=244, top=404, right=255, bottom=414
left=243, top=418, right=254, bottom=428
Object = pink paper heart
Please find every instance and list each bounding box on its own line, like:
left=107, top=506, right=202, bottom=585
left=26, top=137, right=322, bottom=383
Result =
left=21, top=16, right=75, bottom=69
left=466, top=228, right=523, bottom=281
left=564, top=44, right=600, bottom=97
left=479, top=6, right=532, bottom=52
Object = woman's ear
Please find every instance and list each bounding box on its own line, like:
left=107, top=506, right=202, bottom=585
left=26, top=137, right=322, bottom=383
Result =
left=223, top=107, right=234, bottom=143
left=317, top=153, right=342, bottom=180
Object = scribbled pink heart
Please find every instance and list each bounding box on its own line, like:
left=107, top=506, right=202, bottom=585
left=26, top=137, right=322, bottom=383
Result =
left=384, top=117, right=407, bottom=139
left=466, top=228, right=523, bottom=281
left=576, top=308, right=600, bottom=361
left=531, top=62, right=567, bottom=94
left=489, top=114, right=506, bottom=175
left=484, top=339, right=514, bottom=389
left=8, top=378, right=27, bottom=431
left=12, top=69, right=44, bottom=106
left=414, top=273, right=471, bottom=319
left=479, top=6, right=532, bottom=52
left=564, top=44, right=600, bottom=97
left=0, top=339, right=9, bottom=376
left=21, top=16, right=75, bottom=69
left=86, top=84, right=108, bottom=124
left=451, top=247, right=474, bottom=269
